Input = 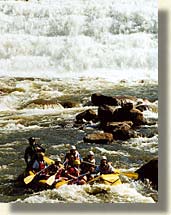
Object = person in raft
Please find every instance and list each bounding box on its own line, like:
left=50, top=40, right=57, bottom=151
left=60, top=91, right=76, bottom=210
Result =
left=48, top=157, right=67, bottom=181
left=63, top=145, right=82, bottom=168
left=32, top=153, right=49, bottom=180
left=80, top=151, right=96, bottom=181
left=95, top=156, right=115, bottom=175
left=24, top=137, right=46, bottom=170
left=66, top=160, right=87, bottom=185
left=80, top=151, right=96, bottom=172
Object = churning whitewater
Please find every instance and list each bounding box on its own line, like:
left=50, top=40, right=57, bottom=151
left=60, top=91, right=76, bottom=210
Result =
left=0, top=0, right=158, bottom=203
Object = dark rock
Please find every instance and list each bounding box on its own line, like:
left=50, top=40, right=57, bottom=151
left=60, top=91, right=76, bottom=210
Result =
left=102, top=121, right=132, bottom=132
left=103, top=121, right=135, bottom=140
left=91, top=93, right=119, bottom=106
left=121, top=102, right=134, bottom=111
left=98, top=105, right=116, bottom=123
left=97, top=103, right=145, bottom=126
left=129, top=108, right=146, bottom=125
left=113, top=107, right=145, bottom=126
left=112, top=128, right=136, bottom=140
left=112, top=107, right=127, bottom=121
left=84, top=132, right=113, bottom=144
left=60, top=101, right=79, bottom=108
left=135, top=158, right=158, bottom=190
left=76, top=109, right=98, bottom=123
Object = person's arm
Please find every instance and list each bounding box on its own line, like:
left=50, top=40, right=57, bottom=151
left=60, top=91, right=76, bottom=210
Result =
left=34, top=143, right=45, bottom=153
left=65, top=169, right=78, bottom=180
left=63, top=154, right=69, bottom=168
left=79, top=153, right=83, bottom=162
left=108, top=164, right=115, bottom=173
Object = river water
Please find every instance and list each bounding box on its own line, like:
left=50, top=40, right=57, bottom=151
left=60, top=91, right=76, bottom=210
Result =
left=0, top=0, right=158, bottom=203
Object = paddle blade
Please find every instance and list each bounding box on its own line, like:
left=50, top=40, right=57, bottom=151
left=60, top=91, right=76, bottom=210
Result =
left=121, top=172, right=139, bottom=179
left=46, top=175, right=56, bottom=186
left=43, top=156, right=55, bottom=165
left=55, top=180, right=68, bottom=189
left=24, top=175, right=35, bottom=184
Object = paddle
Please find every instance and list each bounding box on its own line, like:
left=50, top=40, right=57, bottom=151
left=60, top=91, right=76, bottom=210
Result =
left=81, top=160, right=138, bottom=179
left=41, top=154, right=55, bottom=165
left=115, top=169, right=138, bottom=179
left=24, top=164, right=52, bottom=184
left=55, top=172, right=88, bottom=189
left=46, top=160, right=67, bottom=186
left=46, top=168, right=63, bottom=186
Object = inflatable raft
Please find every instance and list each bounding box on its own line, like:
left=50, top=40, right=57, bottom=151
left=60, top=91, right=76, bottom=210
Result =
left=20, top=171, right=122, bottom=190
left=17, top=155, right=137, bottom=191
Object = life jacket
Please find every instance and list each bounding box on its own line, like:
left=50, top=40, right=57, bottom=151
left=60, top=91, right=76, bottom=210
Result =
left=87, top=158, right=95, bottom=165
left=55, top=168, right=64, bottom=179
left=32, top=160, right=46, bottom=175
left=81, top=157, right=95, bottom=173
left=98, top=163, right=114, bottom=174
left=67, top=167, right=79, bottom=177
left=39, top=161, right=46, bottom=171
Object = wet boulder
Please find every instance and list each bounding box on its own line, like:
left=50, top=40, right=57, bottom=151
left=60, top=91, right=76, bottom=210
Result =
left=84, top=132, right=113, bottom=144
left=76, top=109, right=98, bottom=123
left=97, top=103, right=145, bottom=126
left=135, top=158, right=158, bottom=190
left=98, top=105, right=116, bottom=123
left=102, top=121, right=136, bottom=140
left=121, top=102, right=134, bottom=111
left=102, top=121, right=132, bottom=133
left=97, top=102, right=135, bottom=123
left=91, top=93, right=119, bottom=106
left=113, top=106, right=146, bottom=126
left=129, top=108, right=146, bottom=125
left=60, top=101, right=80, bottom=108
left=112, top=128, right=136, bottom=140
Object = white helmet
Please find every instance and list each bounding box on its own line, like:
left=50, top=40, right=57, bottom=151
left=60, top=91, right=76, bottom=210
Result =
left=101, top=156, right=107, bottom=160
left=88, top=151, right=94, bottom=156
left=70, top=145, right=76, bottom=150
left=56, top=157, right=61, bottom=162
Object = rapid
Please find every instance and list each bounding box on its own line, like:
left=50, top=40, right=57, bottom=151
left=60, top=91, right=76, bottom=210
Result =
left=0, top=0, right=158, bottom=203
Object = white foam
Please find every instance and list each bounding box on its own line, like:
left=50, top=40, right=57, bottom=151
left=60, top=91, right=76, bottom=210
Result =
left=95, top=146, right=130, bottom=157
left=110, top=183, right=155, bottom=203
left=14, top=182, right=155, bottom=203
left=0, top=0, right=157, bottom=83
left=130, top=135, right=158, bottom=153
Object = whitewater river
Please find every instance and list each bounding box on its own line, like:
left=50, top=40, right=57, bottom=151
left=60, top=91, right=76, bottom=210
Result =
left=0, top=0, right=157, bottom=203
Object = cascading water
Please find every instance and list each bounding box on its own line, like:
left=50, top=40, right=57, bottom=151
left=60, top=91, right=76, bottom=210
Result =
left=0, top=0, right=158, bottom=203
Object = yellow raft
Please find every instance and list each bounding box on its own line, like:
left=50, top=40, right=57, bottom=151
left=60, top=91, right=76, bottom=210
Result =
left=29, top=172, right=122, bottom=189
left=24, top=168, right=139, bottom=189
left=53, top=174, right=121, bottom=189
left=88, top=173, right=122, bottom=186
left=22, top=155, right=138, bottom=189
left=54, top=171, right=122, bottom=189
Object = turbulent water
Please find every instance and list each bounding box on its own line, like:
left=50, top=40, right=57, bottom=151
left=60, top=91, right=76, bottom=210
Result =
left=0, top=0, right=158, bottom=203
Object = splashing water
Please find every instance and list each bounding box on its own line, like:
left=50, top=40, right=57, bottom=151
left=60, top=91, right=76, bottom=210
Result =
left=0, top=0, right=158, bottom=203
